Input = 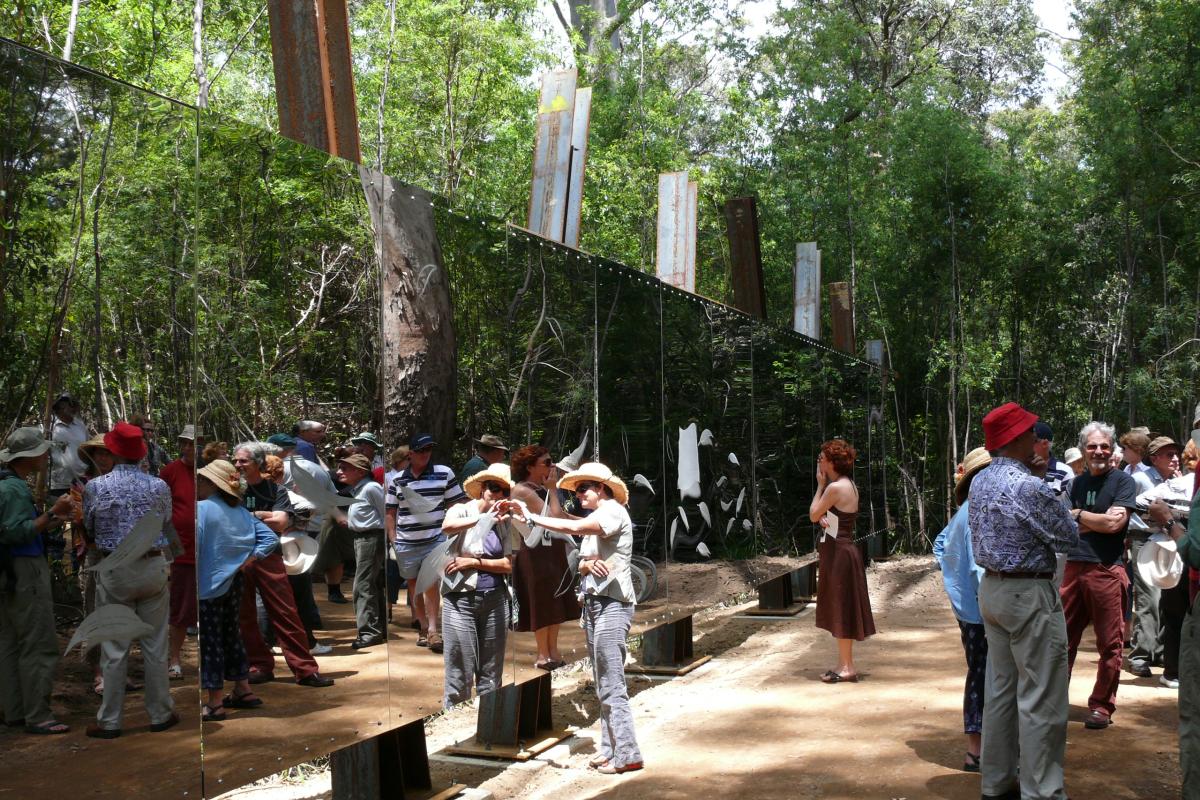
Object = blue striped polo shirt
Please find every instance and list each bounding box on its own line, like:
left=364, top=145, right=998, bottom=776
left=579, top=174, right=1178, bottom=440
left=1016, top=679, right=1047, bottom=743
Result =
left=385, top=463, right=468, bottom=543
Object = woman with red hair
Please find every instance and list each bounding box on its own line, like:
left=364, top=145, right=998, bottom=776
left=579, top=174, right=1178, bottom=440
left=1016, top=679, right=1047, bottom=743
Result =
left=808, top=438, right=875, bottom=683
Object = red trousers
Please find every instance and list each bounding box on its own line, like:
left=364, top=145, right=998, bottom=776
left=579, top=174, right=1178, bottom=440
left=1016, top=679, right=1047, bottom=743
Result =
left=1061, top=561, right=1128, bottom=716
left=238, top=552, right=319, bottom=680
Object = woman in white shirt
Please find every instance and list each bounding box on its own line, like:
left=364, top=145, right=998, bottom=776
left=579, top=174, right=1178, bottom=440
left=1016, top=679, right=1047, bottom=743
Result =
left=510, top=462, right=643, bottom=775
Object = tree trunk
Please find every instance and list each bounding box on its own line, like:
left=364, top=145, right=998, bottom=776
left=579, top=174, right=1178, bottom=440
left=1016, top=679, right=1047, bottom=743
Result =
left=359, top=167, right=457, bottom=454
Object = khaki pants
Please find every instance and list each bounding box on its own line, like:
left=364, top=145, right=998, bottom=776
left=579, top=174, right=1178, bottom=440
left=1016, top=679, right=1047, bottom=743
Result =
left=0, top=557, right=59, bottom=726
left=1181, top=596, right=1200, bottom=799
left=979, top=574, right=1070, bottom=800
left=94, top=554, right=174, bottom=730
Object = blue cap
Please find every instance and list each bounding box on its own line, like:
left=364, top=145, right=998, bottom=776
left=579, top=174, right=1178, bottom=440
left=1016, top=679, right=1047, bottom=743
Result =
left=1033, top=421, right=1053, bottom=441
left=409, top=433, right=436, bottom=450
left=267, top=433, right=298, bottom=448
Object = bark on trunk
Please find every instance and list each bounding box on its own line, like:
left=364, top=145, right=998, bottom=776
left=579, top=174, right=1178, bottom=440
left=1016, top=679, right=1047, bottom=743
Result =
left=359, top=166, right=456, bottom=453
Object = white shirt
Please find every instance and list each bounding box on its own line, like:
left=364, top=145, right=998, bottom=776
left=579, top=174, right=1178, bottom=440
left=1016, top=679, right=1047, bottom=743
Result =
left=580, top=499, right=636, bottom=604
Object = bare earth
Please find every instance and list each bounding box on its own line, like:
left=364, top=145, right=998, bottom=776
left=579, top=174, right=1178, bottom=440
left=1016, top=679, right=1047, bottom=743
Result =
left=219, top=555, right=1182, bottom=799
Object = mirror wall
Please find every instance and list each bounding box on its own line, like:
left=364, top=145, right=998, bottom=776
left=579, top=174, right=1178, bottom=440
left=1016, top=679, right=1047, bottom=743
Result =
left=0, top=37, right=200, bottom=798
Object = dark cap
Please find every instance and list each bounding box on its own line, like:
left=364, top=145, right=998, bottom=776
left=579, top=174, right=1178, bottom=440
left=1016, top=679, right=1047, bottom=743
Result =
left=1147, top=436, right=1180, bottom=457
left=338, top=453, right=372, bottom=473
left=267, top=433, right=297, bottom=448
left=52, top=392, right=78, bottom=409
left=409, top=433, right=436, bottom=451
left=1033, top=421, right=1053, bottom=441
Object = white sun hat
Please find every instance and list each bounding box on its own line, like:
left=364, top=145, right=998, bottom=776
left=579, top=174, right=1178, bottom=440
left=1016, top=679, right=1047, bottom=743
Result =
left=1136, top=532, right=1184, bottom=590
left=279, top=533, right=319, bottom=576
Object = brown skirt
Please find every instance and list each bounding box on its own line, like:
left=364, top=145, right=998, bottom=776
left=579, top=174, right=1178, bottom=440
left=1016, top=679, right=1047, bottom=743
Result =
left=512, top=537, right=581, bottom=632
left=815, top=533, right=876, bottom=641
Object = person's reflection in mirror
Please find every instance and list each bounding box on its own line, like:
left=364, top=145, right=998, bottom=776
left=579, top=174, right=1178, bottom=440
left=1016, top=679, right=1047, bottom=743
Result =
left=509, top=446, right=580, bottom=670
left=383, top=447, right=411, bottom=623
left=809, top=439, right=876, bottom=684
left=196, top=460, right=277, bottom=721
left=330, top=454, right=388, bottom=650
left=439, top=465, right=517, bottom=707
left=0, top=428, right=75, bottom=734
left=292, top=420, right=327, bottom=467
left=232, top=443, right=333, bottom=688
left=82, top=422, right=180, bottom=738
left=160, top=426, right=197, bottom=680
left=509, top=463, right=644, bottom=775
left=74, top=436, right=115, bottom=691
left=385, top=433, right=467, bottom=655
left=128, top=413, right=169, bottom=477
left=264, top=452, right=327, bottom=655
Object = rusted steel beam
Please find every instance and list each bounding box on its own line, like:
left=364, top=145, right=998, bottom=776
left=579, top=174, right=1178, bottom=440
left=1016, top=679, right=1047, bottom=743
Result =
left=528, top=69, right=577, bottom=241
left=723, top=196, right=766, bottom=319
left=793, top=242, right=820, bottom=339
left=828, top=280, right=855, bottom=354
left=267, top=0, right=361, bottom=161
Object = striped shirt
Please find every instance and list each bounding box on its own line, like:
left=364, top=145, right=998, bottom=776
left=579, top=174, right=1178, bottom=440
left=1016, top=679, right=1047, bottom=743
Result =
left=1042, top=457, right=1072, bottom=498
left=386, top=463, right=467, bottom=543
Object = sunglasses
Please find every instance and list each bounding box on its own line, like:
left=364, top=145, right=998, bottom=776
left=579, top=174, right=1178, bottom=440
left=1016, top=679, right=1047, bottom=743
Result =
left=232, top=457, right=253, bottom=465
left=538, top=457, right=553, bottom=466
left=482, top=482, right=509, bottom=495
left=574, top=481, right=600, bottom=495
left=414, top=446, right=434, bottom=453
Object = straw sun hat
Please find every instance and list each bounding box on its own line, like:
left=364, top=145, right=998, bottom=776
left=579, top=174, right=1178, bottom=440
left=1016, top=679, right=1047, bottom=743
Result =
left=556, top=461, right=629, bottom=505
left=463, top=463, right=514, bottom=499
left=197, top=459, right=243, bottom=500
left=954, top=447, right=992, bottom=505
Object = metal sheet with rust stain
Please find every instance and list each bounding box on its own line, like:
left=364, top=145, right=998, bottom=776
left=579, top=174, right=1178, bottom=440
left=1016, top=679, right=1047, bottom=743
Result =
left=562, top=87, right=592, bottom=249
left=656, top=171, right=693, bottom=291
left=724, top=196, right=767, bottom=319
left=527, top=69, right=577, bottom=242
left=828, top=280, right=855, bottom=353
left=793, top=242, right=821, bottom=339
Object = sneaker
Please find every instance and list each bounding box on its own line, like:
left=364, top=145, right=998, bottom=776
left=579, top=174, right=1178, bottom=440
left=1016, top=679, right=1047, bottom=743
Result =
left=310, top=643, right=333, bottom=656
left=1125, top=661, right=1152, bottom=678
left=1083, top=709, right=1112, bottom=729
left=327, top=592, right=349, bottom=605
left=1161, top=675, right=1180, bottom=689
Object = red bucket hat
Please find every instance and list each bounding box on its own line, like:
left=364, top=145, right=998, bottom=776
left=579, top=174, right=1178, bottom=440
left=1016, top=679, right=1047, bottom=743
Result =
left=104, top=421, right=148, bottom=462
left=982, top=403, right=1039, bottom=451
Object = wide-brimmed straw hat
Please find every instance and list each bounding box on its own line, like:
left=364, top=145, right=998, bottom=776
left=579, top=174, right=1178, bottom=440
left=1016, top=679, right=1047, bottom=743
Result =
left=464, top=463, right=514, bottom=499
left=556, top=461, right=629, bottom=505
left=78, top=435, right=111, bottom=463
left=954, top=447, right=992, bottom=505
left=279, top=533, right=319, bottom=575
left=0, top=427, right=52, bottom=464
left=197, top=459, right=243, bottom=500
left=1136, top=533, right=1184, bottom=589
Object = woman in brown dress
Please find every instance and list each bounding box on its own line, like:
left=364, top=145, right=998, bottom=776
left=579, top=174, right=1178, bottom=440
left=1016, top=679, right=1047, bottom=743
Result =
left=510, top=445, right=581, bottom=669
left=809, top=438, right=875, bottom=683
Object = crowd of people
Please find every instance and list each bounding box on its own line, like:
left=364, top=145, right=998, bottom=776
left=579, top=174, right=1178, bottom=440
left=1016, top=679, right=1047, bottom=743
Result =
left=0, top=401, right=644, bottom=774
left=932, top=402, right=1200, bottom=798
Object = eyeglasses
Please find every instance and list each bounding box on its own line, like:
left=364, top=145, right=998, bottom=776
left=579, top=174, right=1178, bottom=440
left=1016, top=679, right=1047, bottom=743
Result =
left=574, top=481, right=599, bottom=495
left=482, top=482, right=509, bottom=495
left=232, top=457, right=253, bottom=465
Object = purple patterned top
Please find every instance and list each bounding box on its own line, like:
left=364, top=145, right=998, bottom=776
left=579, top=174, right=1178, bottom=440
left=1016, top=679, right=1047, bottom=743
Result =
left=967, top=456, right=1077, bottom=573
left=83, top=464, right=174, bottom=552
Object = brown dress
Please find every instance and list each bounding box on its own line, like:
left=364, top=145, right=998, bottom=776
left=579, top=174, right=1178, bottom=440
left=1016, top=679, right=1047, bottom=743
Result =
left=512, top=485, right=581, bottom=631
left=815, top=505, right=877, bottom=641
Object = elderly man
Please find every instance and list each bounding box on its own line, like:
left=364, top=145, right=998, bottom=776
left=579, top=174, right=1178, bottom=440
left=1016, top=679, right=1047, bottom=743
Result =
left=232, top=442, right=333, bottom=688
left=293, top=420, right=327, bottom=465
left=969, top=402, right=1077, bottom=800
left=1034, top=422, right=1071, bottom=502
left=129, top=413, right=169, bottom=476
left=460, top=435, right=509, bottom=481
left=386, top=433, right=467, bottom=654
left=0, top=429, right=74, bottom=734
left=333, top=454, right=387, bottom=649
left=268, top=433, right=327, bottom=644
left=82, top=421, right=180, bottom=738
left=350, top=432, right=386, bottom=473
left=1061, top=422, right=1138, bottom=730
left=160, top=425, right=197, bottom=679
left=49, top=392, right=89, bottom=497
left=1127, top=435, right=1182, bottom=679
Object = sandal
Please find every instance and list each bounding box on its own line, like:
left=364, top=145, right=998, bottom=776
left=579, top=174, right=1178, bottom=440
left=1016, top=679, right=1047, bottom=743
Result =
left=168, top=664, right=183, bottom=680
left=820, top=670, right=859, bottom=684
left=963, top=752, right=980, bottom=773
left=25, top=719, right=70, bottom=735
left=202, top=704, right=226, bottom=722
left=223, top=692, right=263, bottom=709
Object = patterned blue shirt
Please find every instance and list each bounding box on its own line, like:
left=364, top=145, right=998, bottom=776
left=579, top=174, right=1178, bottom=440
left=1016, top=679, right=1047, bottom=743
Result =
left=83, top=464, right=173, bottom=552
left=968, top=456, right=1077, bottom=573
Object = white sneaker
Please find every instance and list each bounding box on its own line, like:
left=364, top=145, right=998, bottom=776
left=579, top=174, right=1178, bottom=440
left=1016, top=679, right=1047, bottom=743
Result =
left=1161, top=675, right=1180, bottom=689
left=270, top=646, right=283, bottom=655
left=310, top=643, right=333, bottom=655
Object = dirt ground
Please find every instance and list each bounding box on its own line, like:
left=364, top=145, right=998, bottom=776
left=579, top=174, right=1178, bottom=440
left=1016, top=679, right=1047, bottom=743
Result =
left=216, top=555, right=1183, bottom=799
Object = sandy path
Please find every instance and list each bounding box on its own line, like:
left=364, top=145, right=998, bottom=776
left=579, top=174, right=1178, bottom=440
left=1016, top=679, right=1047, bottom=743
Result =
left=219, top=556, right=1182, bottom=799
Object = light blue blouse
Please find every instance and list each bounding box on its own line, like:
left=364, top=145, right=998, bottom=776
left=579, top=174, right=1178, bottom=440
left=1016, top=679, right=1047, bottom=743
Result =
left=197, top=498, right=278, bottom=600
left=933, top=501, right=985, bottom=625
